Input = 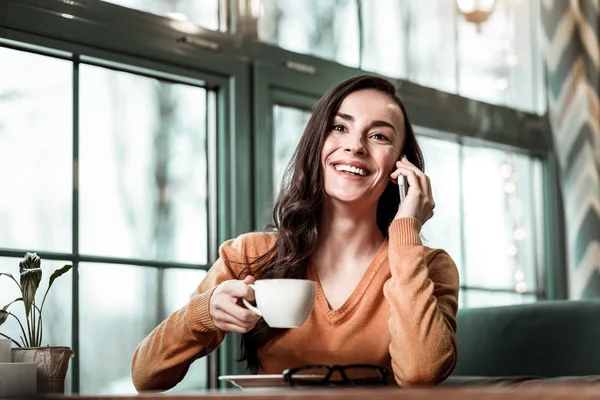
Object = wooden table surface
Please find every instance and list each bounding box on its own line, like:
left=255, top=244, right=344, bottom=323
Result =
left=51, top=385, right=600, bottom=399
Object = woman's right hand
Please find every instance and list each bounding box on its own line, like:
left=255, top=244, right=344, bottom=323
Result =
left=209, top=275, right=261, bottom=333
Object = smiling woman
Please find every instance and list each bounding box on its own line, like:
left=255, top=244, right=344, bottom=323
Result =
left=131, top=75, right=459, bottom=391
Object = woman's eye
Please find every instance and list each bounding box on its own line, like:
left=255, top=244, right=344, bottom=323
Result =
left=371, top=133, right=389, bottom=141
left=332, top=124, right=346, bottom=132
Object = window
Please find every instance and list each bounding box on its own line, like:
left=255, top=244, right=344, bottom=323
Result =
left=79, top=65, right=210, bottom=264
left=404, top=0, right=457, bottom=92
left=79, top=264, right=207, bottom=394
left=258, top=0, right=360, bottom=67
left=77, top=63, right=214, bottom=393
left=101, top=0, right=227, bottom=32
left=258, top=0, right=545, bottom=113
left=0, top=45, right=217, bottom=394
left=0, top=47, right=72, bottom=252
left=419, top=134, right=544, bottom=308
left=273, top=105, right=311, bottom=196
left=417, top=137, right=462, bottom=270
left=360, top=0, right=407, bottom=79
left=457, top=0, right=544, bottom=112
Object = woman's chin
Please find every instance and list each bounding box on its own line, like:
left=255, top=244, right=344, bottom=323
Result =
left=326, top=191, right=372, bottom=205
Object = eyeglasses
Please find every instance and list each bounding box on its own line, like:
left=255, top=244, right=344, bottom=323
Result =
left=283, top=364, right=390, bottom=387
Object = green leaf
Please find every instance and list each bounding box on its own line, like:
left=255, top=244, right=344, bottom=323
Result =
left=0, top=296, right=21, bottom=326
left=48, top=265, right=72, bottom=292
left=0, top=297, right=23, bottom=328
left=38, top=265, right=72, bottom=320
left=19, top=253, right=42, bottom=318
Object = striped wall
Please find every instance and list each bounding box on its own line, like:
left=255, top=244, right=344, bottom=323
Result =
left=541, top=0, right=600, bottom=298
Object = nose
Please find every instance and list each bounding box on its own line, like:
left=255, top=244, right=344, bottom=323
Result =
left=344, top=136, right=367, bottom=156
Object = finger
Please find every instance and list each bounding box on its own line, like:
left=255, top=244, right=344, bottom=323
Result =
left=402, top=170, right=423, bottom=195
left=215, top=311, right=258, bottom=330
left=243, top=275, right=256, bottom=285
left=217, top=321, right=253, bottom=334
left=390, top=164, right=416, bottom=180
left=391, top=166, right=424, bottom=193
left=220, top=301, right=261, bottom=324
left=398, top=159, right=431, bottom=198
left=223, top=281, right=255, bottom=301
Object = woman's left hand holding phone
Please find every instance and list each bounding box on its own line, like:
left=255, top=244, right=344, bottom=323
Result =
left=390, top=155, right=435, bottom=225
left=209, top=275, right=261, bottom=333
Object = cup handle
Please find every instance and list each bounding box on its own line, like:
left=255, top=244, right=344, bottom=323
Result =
left=242, top=284, right=262, bottom=316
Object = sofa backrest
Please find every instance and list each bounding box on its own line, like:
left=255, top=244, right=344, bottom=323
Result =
left=453, top=300, right=600, bottom=377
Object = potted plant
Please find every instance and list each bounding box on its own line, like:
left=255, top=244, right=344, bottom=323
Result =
left=0, top=252, right=73, bottom=394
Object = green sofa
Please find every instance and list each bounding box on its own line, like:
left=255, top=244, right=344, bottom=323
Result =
left=446, top=300, right=600, bottom=385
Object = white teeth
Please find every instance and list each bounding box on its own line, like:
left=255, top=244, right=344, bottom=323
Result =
left=334, top=164, right=367, bottom=176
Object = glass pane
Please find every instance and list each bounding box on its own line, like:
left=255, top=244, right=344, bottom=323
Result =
left=503, top=0, right=544, bottom=113
left=0, top=256, right=73, bottom=388
left=0, top=47, right=72, bottom=252
left=272, top=105, right=312, bottom=197
left=457, top=0, right=508, bottom=106
left=102, top=0, right=222, bottom=32
left=79, top=263, right=157, bottom=394
left=163, top=268, right=208, bottom=392
left=457, top=0, right=542, bottom=111
left=406, top=0, right=457, bottom=92
left=258, top=0, right=359, bottom=68
left=462, top=147, right=540, bottom=292
left=360, top=0, right=407, bottom=79
left=463, top=289, right=536, bottom=308
left=417, top=135, right=462, bottom=272
left=162, top=268, right=207, bottom=314
left=79, top=264, right=208, bottom=394
left=79, top=65, right=209, bottom=264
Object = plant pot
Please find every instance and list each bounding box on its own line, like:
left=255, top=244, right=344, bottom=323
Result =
left=11, top=346, right=74, bottom=394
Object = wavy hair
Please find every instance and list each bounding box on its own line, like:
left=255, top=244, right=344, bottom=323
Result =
left=238, top=75, right=424, bottom=372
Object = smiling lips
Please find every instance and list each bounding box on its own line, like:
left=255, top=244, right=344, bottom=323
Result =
left=332, top=163, right=369, bottom=177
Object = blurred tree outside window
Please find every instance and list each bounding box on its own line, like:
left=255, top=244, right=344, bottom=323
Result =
left=0, top=47, right=72, bottom=252
left=80, top=65, right=209, bottom=264
left=258, top=0, right=360, bottom=68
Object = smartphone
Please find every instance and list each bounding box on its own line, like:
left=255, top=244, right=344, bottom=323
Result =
left=398, top=175, right=407, bottom=203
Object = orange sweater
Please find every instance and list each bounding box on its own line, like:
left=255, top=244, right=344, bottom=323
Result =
left=131, top=218, right=459, bottom=391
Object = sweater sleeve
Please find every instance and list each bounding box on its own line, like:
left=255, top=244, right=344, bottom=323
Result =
left=131, top=234, right=263, bottom=392
left=383, top=218, right=459, bottom=387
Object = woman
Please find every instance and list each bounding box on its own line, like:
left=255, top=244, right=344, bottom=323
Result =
left=131, top=75, right=459, bottom=391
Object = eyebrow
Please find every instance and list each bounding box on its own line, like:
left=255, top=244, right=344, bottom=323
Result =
left=335, top=112, right=397, bottom=131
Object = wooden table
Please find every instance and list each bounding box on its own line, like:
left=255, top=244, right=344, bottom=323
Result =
left=51, top=385, right=600, bottom=399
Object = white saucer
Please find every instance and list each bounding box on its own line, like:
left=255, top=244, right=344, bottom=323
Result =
left=219, top=374, right=288, bottom=390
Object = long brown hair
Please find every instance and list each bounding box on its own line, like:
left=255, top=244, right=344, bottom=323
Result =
left=238, top=75, right=424, bottom=372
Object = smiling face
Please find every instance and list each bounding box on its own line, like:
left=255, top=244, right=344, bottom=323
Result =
left=321, top=88, right=405, bottom=207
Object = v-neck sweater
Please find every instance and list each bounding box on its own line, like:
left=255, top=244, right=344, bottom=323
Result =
left=131, top=218, right=459, bottom=392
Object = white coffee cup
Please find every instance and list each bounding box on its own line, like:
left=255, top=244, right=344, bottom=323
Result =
left=242, top=279, right=317, bottom=328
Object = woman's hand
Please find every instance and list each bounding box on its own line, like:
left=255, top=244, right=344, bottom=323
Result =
left=209, top=275, right=261, bottom=333
left=390, top=156, right=435, bottom=225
